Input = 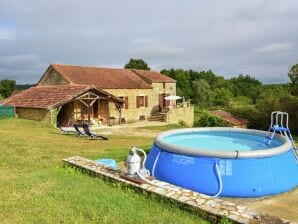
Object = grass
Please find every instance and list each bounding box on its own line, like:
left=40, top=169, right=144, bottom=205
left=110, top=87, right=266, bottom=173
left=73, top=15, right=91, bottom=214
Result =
left=0, top=118, right=210, bottom=224
left=138, top=123, right=187, bottom=131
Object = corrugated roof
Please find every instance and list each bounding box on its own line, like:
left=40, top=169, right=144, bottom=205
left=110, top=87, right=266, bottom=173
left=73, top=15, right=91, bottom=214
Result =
left=3, top=85, right=123, bottom=110
left=210, top=110, right=249, bottom=126
left=132, top=69, right=176, bottom=83
left=51, top=64, right=153, bottom=89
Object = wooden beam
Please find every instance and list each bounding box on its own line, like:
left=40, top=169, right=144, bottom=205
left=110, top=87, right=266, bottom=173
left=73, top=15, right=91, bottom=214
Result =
left=79, top=99, right=89, bottom=107
left=90, top=96, right=100, bottom=106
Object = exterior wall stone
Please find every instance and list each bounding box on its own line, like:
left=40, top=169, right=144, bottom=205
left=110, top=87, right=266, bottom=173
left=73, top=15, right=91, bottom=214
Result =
left=166, top=105, right=194, bottom=126
left=104, top=88, right=155, bottom=122
left=16, top=107, right=52, bottom=123
left=104, top=83, right=176, bottom=123
left=38, top=69, right=69, bottom=85
left=151, top=82, right=176, bottom=110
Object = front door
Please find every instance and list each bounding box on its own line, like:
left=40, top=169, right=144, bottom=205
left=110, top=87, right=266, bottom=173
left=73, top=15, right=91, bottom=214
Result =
left=159, top=93, right=170, bottom=111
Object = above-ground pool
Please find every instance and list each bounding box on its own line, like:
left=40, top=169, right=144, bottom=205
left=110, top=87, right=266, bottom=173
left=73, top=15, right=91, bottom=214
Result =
left=145, top=128, right=298, bottom=197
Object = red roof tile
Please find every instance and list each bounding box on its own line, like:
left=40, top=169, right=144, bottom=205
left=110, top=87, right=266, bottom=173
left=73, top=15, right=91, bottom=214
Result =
left=210, top=110, right=249, bottom=126
left=132, top=69, right=176, bottom=83
left=3, top=85, right=122, bottom=109
left=50, top=64, right=153, bottom=89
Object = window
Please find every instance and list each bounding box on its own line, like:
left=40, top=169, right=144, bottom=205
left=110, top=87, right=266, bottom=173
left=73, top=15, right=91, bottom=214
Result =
left=163, top=82, right=166, bottom=89
left=136, top=95, right=148, bottom=108
left=118, top=96, right=129, bottom=109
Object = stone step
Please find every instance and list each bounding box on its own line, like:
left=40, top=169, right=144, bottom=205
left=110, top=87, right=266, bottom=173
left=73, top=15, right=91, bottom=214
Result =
left=148, top=116, right=166, bottom=122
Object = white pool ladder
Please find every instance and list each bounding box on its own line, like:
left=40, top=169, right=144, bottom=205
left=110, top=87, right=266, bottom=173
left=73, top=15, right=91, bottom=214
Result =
left=265, top=111, right=297, bottom=159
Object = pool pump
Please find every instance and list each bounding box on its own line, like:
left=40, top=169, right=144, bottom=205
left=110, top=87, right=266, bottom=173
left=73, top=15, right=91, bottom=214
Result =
left=126, top=146, right=150, bottom=179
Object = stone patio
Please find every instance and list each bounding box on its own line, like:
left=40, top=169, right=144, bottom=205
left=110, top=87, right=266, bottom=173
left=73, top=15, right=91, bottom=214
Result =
left=63, top=156, right=295, bottom=224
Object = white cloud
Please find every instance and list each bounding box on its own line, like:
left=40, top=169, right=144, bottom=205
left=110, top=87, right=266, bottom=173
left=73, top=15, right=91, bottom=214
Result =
left=133, top=45, right=185, bottom=59
left=0, top=54, right=41, bottom=69
left=0, top=27, right=15, bottom=40
left=253, top=42, right=294, bottom=53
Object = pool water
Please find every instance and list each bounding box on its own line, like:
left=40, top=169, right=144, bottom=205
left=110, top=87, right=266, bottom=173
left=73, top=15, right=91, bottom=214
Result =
left=163, top=132, right=283, bottom=151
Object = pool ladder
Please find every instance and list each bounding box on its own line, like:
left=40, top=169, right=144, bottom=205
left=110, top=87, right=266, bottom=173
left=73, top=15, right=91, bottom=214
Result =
left=264, top=111, right=297, bottom=160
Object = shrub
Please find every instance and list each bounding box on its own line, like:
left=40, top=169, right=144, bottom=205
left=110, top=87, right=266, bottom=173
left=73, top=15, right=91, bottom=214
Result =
left=194, top=112, right=228, bottom=127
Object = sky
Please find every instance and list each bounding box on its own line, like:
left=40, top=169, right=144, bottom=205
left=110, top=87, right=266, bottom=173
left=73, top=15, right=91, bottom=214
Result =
left=0, top=0, right=298, bottom=84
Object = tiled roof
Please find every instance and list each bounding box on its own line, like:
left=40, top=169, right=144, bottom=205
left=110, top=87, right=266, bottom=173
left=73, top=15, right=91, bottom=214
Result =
left=210, top=110, right=249, bottom=125
left=3, top=85, right=123, bottom=110
left=50, top=64, right=153, bottom=89
left=132, top=69, right=176, bottom=83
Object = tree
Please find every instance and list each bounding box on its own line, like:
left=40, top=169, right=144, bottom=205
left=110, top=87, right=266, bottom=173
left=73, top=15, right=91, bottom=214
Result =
left=288, top=64, right=298, bottom=96
left=212, top=88, right=233, bottom=107
left=124, top=58, right=150, bottom=70
left=230, top=74, right=262, bottom=102
left=0, top=79, right=16, bottom=98
left=161, top=69, right=192, bottom=99
left=192, top=79, right=212, bottom=106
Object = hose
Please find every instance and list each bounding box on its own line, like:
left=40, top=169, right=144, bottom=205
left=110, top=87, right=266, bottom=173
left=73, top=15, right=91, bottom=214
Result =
left=134, top=147, right=178, bottom=192
left=152, top=151, right=161, bottom=176
left=211, top=161, right=223, bottom=198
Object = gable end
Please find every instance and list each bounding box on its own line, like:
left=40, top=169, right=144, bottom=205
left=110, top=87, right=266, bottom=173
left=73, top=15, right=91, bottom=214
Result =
left=38, top=65, right=69, bottom=86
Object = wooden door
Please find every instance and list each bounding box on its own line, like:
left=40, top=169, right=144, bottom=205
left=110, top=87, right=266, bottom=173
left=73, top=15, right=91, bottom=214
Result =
left=159, top=94, right=164, bottom=111
left=93, top=100, right=98, bottom=118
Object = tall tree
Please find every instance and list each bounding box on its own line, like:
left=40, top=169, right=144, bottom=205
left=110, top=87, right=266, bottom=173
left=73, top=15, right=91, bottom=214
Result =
left=0, top=79, right=16, bottom=98
left=192, top=79, right=212, bottom=106
left=288, top=64, right=298, bottom=96
left=124, top=58, right=150, bottom=70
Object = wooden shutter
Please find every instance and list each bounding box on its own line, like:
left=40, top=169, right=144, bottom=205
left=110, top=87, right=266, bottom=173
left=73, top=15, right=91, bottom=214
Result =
left=145, top=96, right=148, bottom=107
left=125, top=96, right=129, bottom=109
left=136, top=96, right=139, bottom=108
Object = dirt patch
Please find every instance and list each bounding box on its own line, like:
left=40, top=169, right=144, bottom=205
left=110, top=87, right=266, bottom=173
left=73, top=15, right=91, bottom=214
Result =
left=227, top=187, right=298, bottom=223
left=92, top=121, right=166, bottom=138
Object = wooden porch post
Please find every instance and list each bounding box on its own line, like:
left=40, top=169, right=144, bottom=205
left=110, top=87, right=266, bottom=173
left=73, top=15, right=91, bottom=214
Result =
left=87, top=105, right=91, bottom=123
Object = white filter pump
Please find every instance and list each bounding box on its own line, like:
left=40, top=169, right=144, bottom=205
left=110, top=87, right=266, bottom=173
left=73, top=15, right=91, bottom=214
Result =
left=126, top=146, right=150, bottom=178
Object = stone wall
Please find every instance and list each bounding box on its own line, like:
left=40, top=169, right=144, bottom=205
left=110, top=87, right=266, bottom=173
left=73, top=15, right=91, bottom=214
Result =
left=105, top=82, right=176, bottom=123
left=105, top=88, right=154, bottom=122
left=38, top=68, right=69, bottom=85
left=16, top=107, right=52, bottom=123
left=166, top=105, right=194, bottom=126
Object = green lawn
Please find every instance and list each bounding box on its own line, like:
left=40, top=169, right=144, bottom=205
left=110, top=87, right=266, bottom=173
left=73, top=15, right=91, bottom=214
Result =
left=0, top=118, right=210, bottom=224
left=138, top=123, right=187, bottom=131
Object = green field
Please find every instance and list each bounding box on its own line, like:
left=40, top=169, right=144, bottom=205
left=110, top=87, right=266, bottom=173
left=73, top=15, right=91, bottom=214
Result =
left=0, top=118, right=211, bottom=224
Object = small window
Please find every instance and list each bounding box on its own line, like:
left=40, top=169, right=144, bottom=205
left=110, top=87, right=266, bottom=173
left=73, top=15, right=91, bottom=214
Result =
left=163, top=82, right=166, bottom=89
left=136, top=95, right=148, bottom=108
left=139, top=115, right=146, bottom=120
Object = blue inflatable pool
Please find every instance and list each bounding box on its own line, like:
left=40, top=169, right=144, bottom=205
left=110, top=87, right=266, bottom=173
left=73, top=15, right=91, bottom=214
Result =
left=145, top=128, right=298, bottom=197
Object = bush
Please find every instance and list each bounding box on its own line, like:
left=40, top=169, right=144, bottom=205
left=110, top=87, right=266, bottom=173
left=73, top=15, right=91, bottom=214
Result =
left=194, top=112, right=228, bottom=127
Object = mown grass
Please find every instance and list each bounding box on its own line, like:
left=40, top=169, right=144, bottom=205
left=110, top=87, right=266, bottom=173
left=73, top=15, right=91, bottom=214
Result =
left=137, top=123, right=187, bottom=131
left=0, top=118, right=210, bottom=224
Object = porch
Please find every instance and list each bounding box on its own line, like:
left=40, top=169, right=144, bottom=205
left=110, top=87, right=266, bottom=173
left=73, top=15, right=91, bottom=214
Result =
left=56, top=90, right=123, bottom=126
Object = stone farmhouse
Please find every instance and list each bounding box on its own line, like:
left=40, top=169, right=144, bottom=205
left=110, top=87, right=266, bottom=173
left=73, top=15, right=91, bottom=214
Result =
left=3, top=64, right=194, bottom=126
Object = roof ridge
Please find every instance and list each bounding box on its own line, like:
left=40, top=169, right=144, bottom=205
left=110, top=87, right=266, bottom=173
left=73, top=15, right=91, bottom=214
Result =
left=52, top=63, right=133, bottom=71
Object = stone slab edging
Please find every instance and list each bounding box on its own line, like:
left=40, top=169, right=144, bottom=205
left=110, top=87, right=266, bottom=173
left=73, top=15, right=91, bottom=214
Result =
left=63, top=156, right=294, bottom=224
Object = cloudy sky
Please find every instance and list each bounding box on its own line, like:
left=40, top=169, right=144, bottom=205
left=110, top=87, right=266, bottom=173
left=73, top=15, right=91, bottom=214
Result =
left=0, top=0, right=297, bottom=84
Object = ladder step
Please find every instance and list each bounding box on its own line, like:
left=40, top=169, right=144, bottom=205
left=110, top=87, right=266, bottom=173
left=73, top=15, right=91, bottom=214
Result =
left=270, top=127, right=289, bottom=132
left=266, top=136, right=273, bottom=140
